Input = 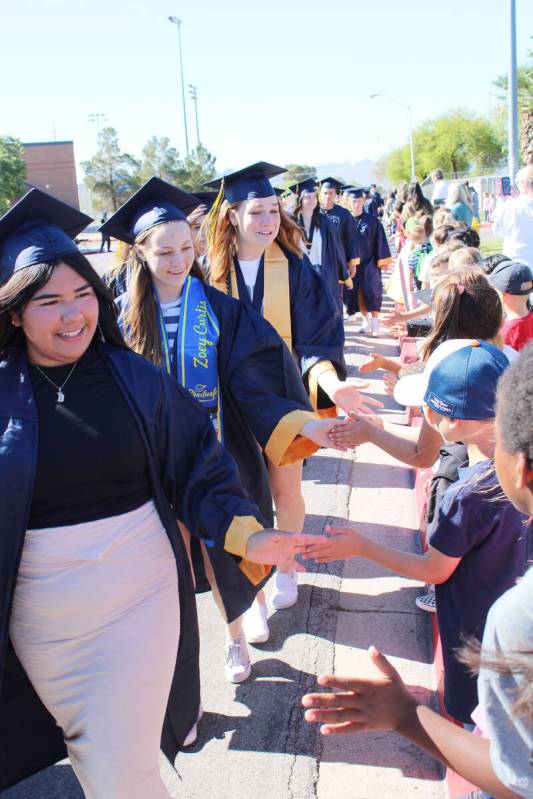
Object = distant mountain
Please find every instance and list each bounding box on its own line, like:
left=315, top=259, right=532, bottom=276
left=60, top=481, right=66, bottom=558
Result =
left=315, top=160, right=382, bottom=188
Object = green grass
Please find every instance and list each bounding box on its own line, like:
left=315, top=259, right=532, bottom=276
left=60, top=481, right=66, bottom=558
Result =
left=480, top=238, right=503, bottom=256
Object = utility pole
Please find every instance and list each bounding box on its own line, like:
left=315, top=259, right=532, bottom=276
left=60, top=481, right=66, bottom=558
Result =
left=168, top=16, right=190, bottom=156
left=508, top=0, right=519, bottom=183
left=189, top=84, right=200, bottom=149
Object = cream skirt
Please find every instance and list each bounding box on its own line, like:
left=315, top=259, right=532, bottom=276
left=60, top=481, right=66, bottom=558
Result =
left=9, top=500, right=180, bottom=799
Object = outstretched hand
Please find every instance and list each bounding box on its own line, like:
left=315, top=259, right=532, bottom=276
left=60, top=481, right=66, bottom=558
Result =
left=359, top=353, right=386, bottom=373
left=301, top=418, right=350, bottom=452
left=300, top=525, right=364, bottom=562
left=302, top=646, right=418, bottom=735
left=245, top=530, right=329, bottom=571
left=331, top=381, right=384, bottom=416
left=327, top=413, right=383, bottom=448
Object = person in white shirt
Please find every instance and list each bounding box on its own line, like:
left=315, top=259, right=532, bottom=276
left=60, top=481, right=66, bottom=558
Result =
left=492, top=165, right=533, bottom=267
left=431, top=169, right=449, bottom=206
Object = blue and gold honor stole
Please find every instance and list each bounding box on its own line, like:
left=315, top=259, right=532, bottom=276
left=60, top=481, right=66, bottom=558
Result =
left=154, top=276, right=223, bottom=440
left=212, top=243, right=292, bottom=350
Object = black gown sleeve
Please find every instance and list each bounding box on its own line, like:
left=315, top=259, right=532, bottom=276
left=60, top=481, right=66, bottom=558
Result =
left=156, top=372, right=267, bottom=558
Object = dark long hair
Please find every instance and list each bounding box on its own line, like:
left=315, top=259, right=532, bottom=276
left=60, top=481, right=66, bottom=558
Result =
left=292, top=194, right=321, bottom=232
left=0, top=251, right=127, bottom=360
left=420, top=268, right=503, bottom=360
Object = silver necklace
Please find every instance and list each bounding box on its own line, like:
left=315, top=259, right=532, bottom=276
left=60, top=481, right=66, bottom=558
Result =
left=33, top=360, right=79, bottom=403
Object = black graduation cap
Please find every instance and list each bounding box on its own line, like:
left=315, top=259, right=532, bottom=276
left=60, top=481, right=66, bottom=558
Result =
left=180, top=190, right=219, bottom=216
left=288, top=178, right=317, bottom=196
left=273, top=187, right=286, bottom=197
left=318, top=177, right=343, bottom=192
left=0, top=188, right=92, bottom=285
left=345, top=187, right=364, bottom=198
left=99, top=177, right=198, bottom=244
left=206, top=162, right=286, bottom=204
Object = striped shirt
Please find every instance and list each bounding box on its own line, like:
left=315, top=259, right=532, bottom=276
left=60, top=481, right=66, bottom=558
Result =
left=160, top=298, right=182, bottom=366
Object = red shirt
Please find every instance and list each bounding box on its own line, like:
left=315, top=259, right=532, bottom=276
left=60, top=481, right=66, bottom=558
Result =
left=501, top=311, right=533, bottom=351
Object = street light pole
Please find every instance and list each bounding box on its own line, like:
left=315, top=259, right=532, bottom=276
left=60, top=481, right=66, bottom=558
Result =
left=87, top=113, right=107, bottom=141
left=508, top=0, right=519, bottom=183
left=168, top=16, right=190, bottom=157
left=189, top=84, right=200, bottom=149
left=370, top=94, right=416, bottom=182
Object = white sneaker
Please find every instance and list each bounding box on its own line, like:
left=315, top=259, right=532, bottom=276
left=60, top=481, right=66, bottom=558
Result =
left=225, top=637, right=252, bottom=683
left=371, top=318, right=380, bottom=337
left=354, top=316, right=370, bottom=334
left=271, top=571, right=298, bottom=610
left=243, top=598, right=270, bottom=644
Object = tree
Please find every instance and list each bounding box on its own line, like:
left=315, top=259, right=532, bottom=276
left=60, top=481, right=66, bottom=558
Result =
left=380, top=110, right=505, bottom=184
left=81, top=127, right=140, bottom=211
left=0, top=136, right=27, bottom=214
left=136, top=136, right=183, bottom=184
left=283, top=163, right=317, bottom=187
left=493, top=40, right=533, bottom=164
left=176, top=145, right=217, bottom=191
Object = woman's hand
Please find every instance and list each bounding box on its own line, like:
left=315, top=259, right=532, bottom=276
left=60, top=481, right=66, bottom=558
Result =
left=330, top=381, right=384, bottom=416
left=301, top=525, right=365, bottom=563
left=327, top=413, right=382, bottom=449
left=302, top=646, right=418, bottom=735
left=381, top=311, right=404, bottom=329
left=245, top=530, right=329, bottom=570
left=301, top=418, right=350, bottom=451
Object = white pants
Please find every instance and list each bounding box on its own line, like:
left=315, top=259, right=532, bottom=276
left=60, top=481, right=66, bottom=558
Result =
left=10, top=500, right=180, bottom=799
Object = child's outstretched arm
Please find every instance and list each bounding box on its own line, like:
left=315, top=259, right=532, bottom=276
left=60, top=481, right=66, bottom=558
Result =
left=302, top=526, right=460, bottom=584
left=303, top=647, right=521, bottom=799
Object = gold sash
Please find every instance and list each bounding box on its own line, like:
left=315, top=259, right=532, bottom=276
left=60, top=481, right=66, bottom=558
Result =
left=212, top=243, right=292, bottom=350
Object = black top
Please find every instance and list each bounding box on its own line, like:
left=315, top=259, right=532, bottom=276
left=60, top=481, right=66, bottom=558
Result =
left=28, top=346, right=151, bottom=528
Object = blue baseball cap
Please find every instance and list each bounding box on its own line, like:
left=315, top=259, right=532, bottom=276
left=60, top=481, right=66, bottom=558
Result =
left=423, top=340, right=510, bottom=420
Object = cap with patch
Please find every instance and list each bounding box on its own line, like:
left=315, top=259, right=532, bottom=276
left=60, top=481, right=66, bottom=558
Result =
left=206, top=162, right=286, bottom=204
left=99, top=177, right=197, bottom=244
left=394, top=339, right=474, bottom=408
left=423, top=340, right=509, bottom=420
left=0, top=188, right=92, bottom=285
left=318, top=177, right=343, bottom=192
left=288, top=178, right=317, bottom=195
left=487, top=259, right=533, bottom=296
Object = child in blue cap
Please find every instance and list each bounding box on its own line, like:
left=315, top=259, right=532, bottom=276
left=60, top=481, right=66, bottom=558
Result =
left=302, top=340, right=529, bottom=725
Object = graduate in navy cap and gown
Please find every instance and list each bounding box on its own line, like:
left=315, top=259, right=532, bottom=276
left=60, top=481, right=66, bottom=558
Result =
left=183, top=190, right=218, bottom=276
left=100, top=177, right=342, bottom=683
left=343, top=187, right=393, bottom=337
left=206, top=162, right=382, bottom=611
left=318, top=177, right=361, bottom=279
left=289, top=177, right=351, bottom=312
left=0, top=189, right=320, bottom=796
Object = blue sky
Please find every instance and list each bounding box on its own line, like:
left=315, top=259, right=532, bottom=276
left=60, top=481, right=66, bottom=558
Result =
left=3, top=0, right=532, bottom=177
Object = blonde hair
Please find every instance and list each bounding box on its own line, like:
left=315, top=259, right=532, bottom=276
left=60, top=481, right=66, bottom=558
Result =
left=449, top=246, right=484, bottom=272
left=207, top=197, right=304, bottom=285
left=433, top=208, right=455, bottom=227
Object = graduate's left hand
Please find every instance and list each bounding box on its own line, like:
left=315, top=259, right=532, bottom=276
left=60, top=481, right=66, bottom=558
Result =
left=301, top=525, right=364, bottom=562
left=301, top=418, right=349, bottom=451
left=331, top=381, right=384, bottom=416
left=245, top=531, right=329, bottom=570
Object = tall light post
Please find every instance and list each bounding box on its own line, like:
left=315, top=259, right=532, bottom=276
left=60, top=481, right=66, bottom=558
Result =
left=168, top=16, right=190, bottom=156
left=87, top=113, right=107, bottom=141
left=508, top=0, right=519, bottom=183
left=370, top=94, right=416, bottom=182
left=188, top=84, right=200, bottom=149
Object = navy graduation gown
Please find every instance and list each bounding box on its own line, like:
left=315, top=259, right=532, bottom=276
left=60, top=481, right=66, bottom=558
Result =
left=0, top=343, right=268, bottom=789
left=297, top=213, right=350, bottom=314
left=343, top=212, right=393, bottom=314
left=228, top=247, right=347, bottom=411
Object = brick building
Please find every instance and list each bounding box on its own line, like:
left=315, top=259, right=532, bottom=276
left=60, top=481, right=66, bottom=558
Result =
left=22, top=140, right=80, bottom=208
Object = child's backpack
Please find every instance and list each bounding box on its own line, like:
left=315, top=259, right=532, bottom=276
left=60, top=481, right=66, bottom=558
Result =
left=426, top=443, right=469, bottom=542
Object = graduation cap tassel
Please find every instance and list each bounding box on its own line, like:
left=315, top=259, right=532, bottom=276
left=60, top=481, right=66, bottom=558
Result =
left=205, top=179, right=226, bottom=256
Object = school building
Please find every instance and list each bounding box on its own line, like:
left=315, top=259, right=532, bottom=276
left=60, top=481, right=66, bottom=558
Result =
left=21, top=140, right=80, bottom=208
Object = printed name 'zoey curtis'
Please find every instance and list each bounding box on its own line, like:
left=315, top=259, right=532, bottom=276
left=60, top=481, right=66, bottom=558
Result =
left=193, top=300, right=215, bottom=369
